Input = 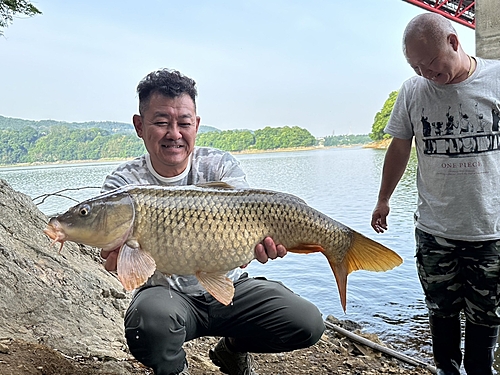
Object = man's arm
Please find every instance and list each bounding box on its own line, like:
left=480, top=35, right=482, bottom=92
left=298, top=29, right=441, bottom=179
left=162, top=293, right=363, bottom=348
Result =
left=371, top=137, right=412, bottom=233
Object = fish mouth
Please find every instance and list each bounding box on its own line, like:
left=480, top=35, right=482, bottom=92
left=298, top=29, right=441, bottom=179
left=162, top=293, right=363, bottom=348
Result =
left=44, top=218, right=67, bottom=252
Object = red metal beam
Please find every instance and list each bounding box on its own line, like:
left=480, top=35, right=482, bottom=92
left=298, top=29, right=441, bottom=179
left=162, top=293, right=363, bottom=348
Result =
left=402, top=0, right=475, bottom=29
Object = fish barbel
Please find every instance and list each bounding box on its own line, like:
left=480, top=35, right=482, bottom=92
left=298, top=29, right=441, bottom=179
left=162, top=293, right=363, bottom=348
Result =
left=44, top=183, right=402, bottom=311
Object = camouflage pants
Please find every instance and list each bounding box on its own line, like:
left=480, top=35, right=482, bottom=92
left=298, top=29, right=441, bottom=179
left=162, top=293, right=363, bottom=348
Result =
left=415, top=228, right=500, bottom=325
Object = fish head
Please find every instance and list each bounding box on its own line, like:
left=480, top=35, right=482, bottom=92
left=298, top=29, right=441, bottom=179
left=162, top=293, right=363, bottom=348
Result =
left=44, top=190, right=135, bottom=251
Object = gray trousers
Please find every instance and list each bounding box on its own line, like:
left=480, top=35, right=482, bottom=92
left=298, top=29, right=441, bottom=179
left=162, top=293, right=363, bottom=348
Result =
left=124, top=274, right=325, bottom=375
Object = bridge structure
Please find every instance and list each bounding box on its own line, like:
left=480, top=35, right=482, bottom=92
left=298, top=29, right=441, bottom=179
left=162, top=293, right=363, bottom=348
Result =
left=402, top=0, right=475, bottom=29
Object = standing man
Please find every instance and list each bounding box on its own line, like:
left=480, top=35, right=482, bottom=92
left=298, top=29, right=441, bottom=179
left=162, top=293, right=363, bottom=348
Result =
left=101, top=68, right=325, bottom=375
left=371, top=13, right=500, bottom=375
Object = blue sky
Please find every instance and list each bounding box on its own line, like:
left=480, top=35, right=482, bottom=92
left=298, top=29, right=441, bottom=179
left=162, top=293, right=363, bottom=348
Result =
left=1, top=0, right=475, bottom=137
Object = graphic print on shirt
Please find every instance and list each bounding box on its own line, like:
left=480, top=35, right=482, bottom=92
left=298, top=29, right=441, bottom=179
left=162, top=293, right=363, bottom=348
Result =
left=421, top=102, right=500, bottom=156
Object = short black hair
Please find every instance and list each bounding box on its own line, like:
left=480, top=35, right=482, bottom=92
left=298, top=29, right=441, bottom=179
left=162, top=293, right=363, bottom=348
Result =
left=136, top=68, right=198, bottom=115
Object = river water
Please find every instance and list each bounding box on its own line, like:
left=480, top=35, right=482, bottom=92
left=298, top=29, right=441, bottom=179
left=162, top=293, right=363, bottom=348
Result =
left=1, top=146, right=497, bottom=372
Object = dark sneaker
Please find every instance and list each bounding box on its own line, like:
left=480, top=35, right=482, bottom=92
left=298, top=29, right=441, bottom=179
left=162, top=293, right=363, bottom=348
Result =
left=209, top=338, right=258, bottom=375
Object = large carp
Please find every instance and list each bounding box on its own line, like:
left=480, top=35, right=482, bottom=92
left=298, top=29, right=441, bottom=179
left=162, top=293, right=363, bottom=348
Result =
left=44, top=183, right=402, bottom=311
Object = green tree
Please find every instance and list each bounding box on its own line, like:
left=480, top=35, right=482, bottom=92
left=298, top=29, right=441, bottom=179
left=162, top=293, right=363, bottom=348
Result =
left=324, top=134, right=371, bottom=147
left=21, top=126, right=145, bottom=163
left=370, top=91, right=398, bottom=141
left=0, top=0, right=41, bottom=35
left=196, top=130, right=255, bottom=152
left=278, top=126, right=316, bottom=148
left=0, top=126, right=41, bottom=163
left=102, top=134, right=146, bottom=158
left=253, top=126, right=316, bottom=150
left=254, top=127, right=281, bottom=149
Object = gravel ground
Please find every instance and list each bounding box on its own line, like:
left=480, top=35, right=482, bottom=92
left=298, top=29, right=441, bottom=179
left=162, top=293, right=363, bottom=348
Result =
left=0, top=317, right=436, bottom=375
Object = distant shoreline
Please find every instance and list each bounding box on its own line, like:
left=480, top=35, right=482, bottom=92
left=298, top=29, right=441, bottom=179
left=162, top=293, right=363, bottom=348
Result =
left=0, top=157, right=132, bottom=169
left=231, top=145, right=328, bottom=155
left=0, top=142, right=388, bottom=169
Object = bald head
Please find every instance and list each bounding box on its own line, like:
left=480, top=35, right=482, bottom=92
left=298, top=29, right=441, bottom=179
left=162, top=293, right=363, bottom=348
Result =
left=403, top=13, right=457, bottom=57
left=402, top=13, right=471, bottom=84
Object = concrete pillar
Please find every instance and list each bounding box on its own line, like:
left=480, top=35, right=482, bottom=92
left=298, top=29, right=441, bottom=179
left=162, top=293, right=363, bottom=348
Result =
left=475, top=0, right=500, bottom=59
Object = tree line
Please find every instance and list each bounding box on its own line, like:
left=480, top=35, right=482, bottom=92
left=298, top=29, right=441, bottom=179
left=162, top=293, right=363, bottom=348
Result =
left=196, top=126, right=317, bottom=152
left=0, top=125, right=320, bottom=164
left=0, top=126, right=146, bottom=164
left=323, top=134, right=372, bottom=146
left=0, top=123, right=381, bottom=165
left=0, top=115, right=135, bottom=133
left=0, top=89, right=398, bottom=165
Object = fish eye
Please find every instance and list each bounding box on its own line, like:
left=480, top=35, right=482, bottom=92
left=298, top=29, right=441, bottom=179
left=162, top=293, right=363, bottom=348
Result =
left=79, top=204, right=91, bottom=217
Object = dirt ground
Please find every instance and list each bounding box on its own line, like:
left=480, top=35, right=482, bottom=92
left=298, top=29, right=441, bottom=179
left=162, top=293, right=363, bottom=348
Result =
left=0, top=319, right=435, bottom=375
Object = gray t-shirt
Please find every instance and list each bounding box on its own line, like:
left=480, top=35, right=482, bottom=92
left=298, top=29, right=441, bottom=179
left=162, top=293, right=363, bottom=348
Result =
left=102, top=146, right=249, bottom=295
left=385, top=57, right=500, bottom=241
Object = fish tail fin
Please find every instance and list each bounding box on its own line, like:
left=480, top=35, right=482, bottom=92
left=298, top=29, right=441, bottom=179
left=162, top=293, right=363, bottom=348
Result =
left=325, top=232, right=403, bottom=312
left=117, top=243, right=156, bottom=291
left=345, top=232, right=403, bottom=274
left=328, top=260, right=348, bottom=313
left=288, top=244, right=350, bottom=311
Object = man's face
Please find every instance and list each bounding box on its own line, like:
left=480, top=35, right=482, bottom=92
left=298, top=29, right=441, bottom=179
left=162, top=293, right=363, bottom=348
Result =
left=133, top=92, right=200, bottom=177
left=405, top=35, right=463, bottom=85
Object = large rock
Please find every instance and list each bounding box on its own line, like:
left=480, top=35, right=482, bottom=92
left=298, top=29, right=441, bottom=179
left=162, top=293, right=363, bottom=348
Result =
left=0, top=179, right=131, bottom=359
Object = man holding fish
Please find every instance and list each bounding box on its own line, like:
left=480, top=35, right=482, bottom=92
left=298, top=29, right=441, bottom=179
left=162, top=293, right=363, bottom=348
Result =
left=99, top=68, right=326, bottom=375
left=45, top=68, right=402, bottom=374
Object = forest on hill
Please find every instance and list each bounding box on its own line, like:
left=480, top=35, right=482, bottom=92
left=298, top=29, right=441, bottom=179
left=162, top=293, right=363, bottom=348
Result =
left=0, top=96, right=397, bottom=165
left=0, top=116, right=215, bottom=164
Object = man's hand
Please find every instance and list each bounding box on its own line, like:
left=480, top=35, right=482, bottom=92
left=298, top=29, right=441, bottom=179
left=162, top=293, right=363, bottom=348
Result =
left=254, top=236, right=287, bottom=264
left=371, top=200, right=390, bottom=233
left=370, top=137, right=411, bottom=234
left=100, top=248, right=119, bottom=272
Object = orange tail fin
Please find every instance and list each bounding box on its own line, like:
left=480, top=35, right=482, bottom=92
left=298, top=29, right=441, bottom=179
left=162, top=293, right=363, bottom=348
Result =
left=329, top=232, right=402, bottom=311
left=288, top=233, right=402, bottom=312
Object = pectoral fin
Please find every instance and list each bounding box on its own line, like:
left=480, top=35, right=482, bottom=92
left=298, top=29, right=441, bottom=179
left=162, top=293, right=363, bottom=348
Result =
left=196, top=271, right=235, bottom=305
left=117, top=242, right=156, bottom=291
